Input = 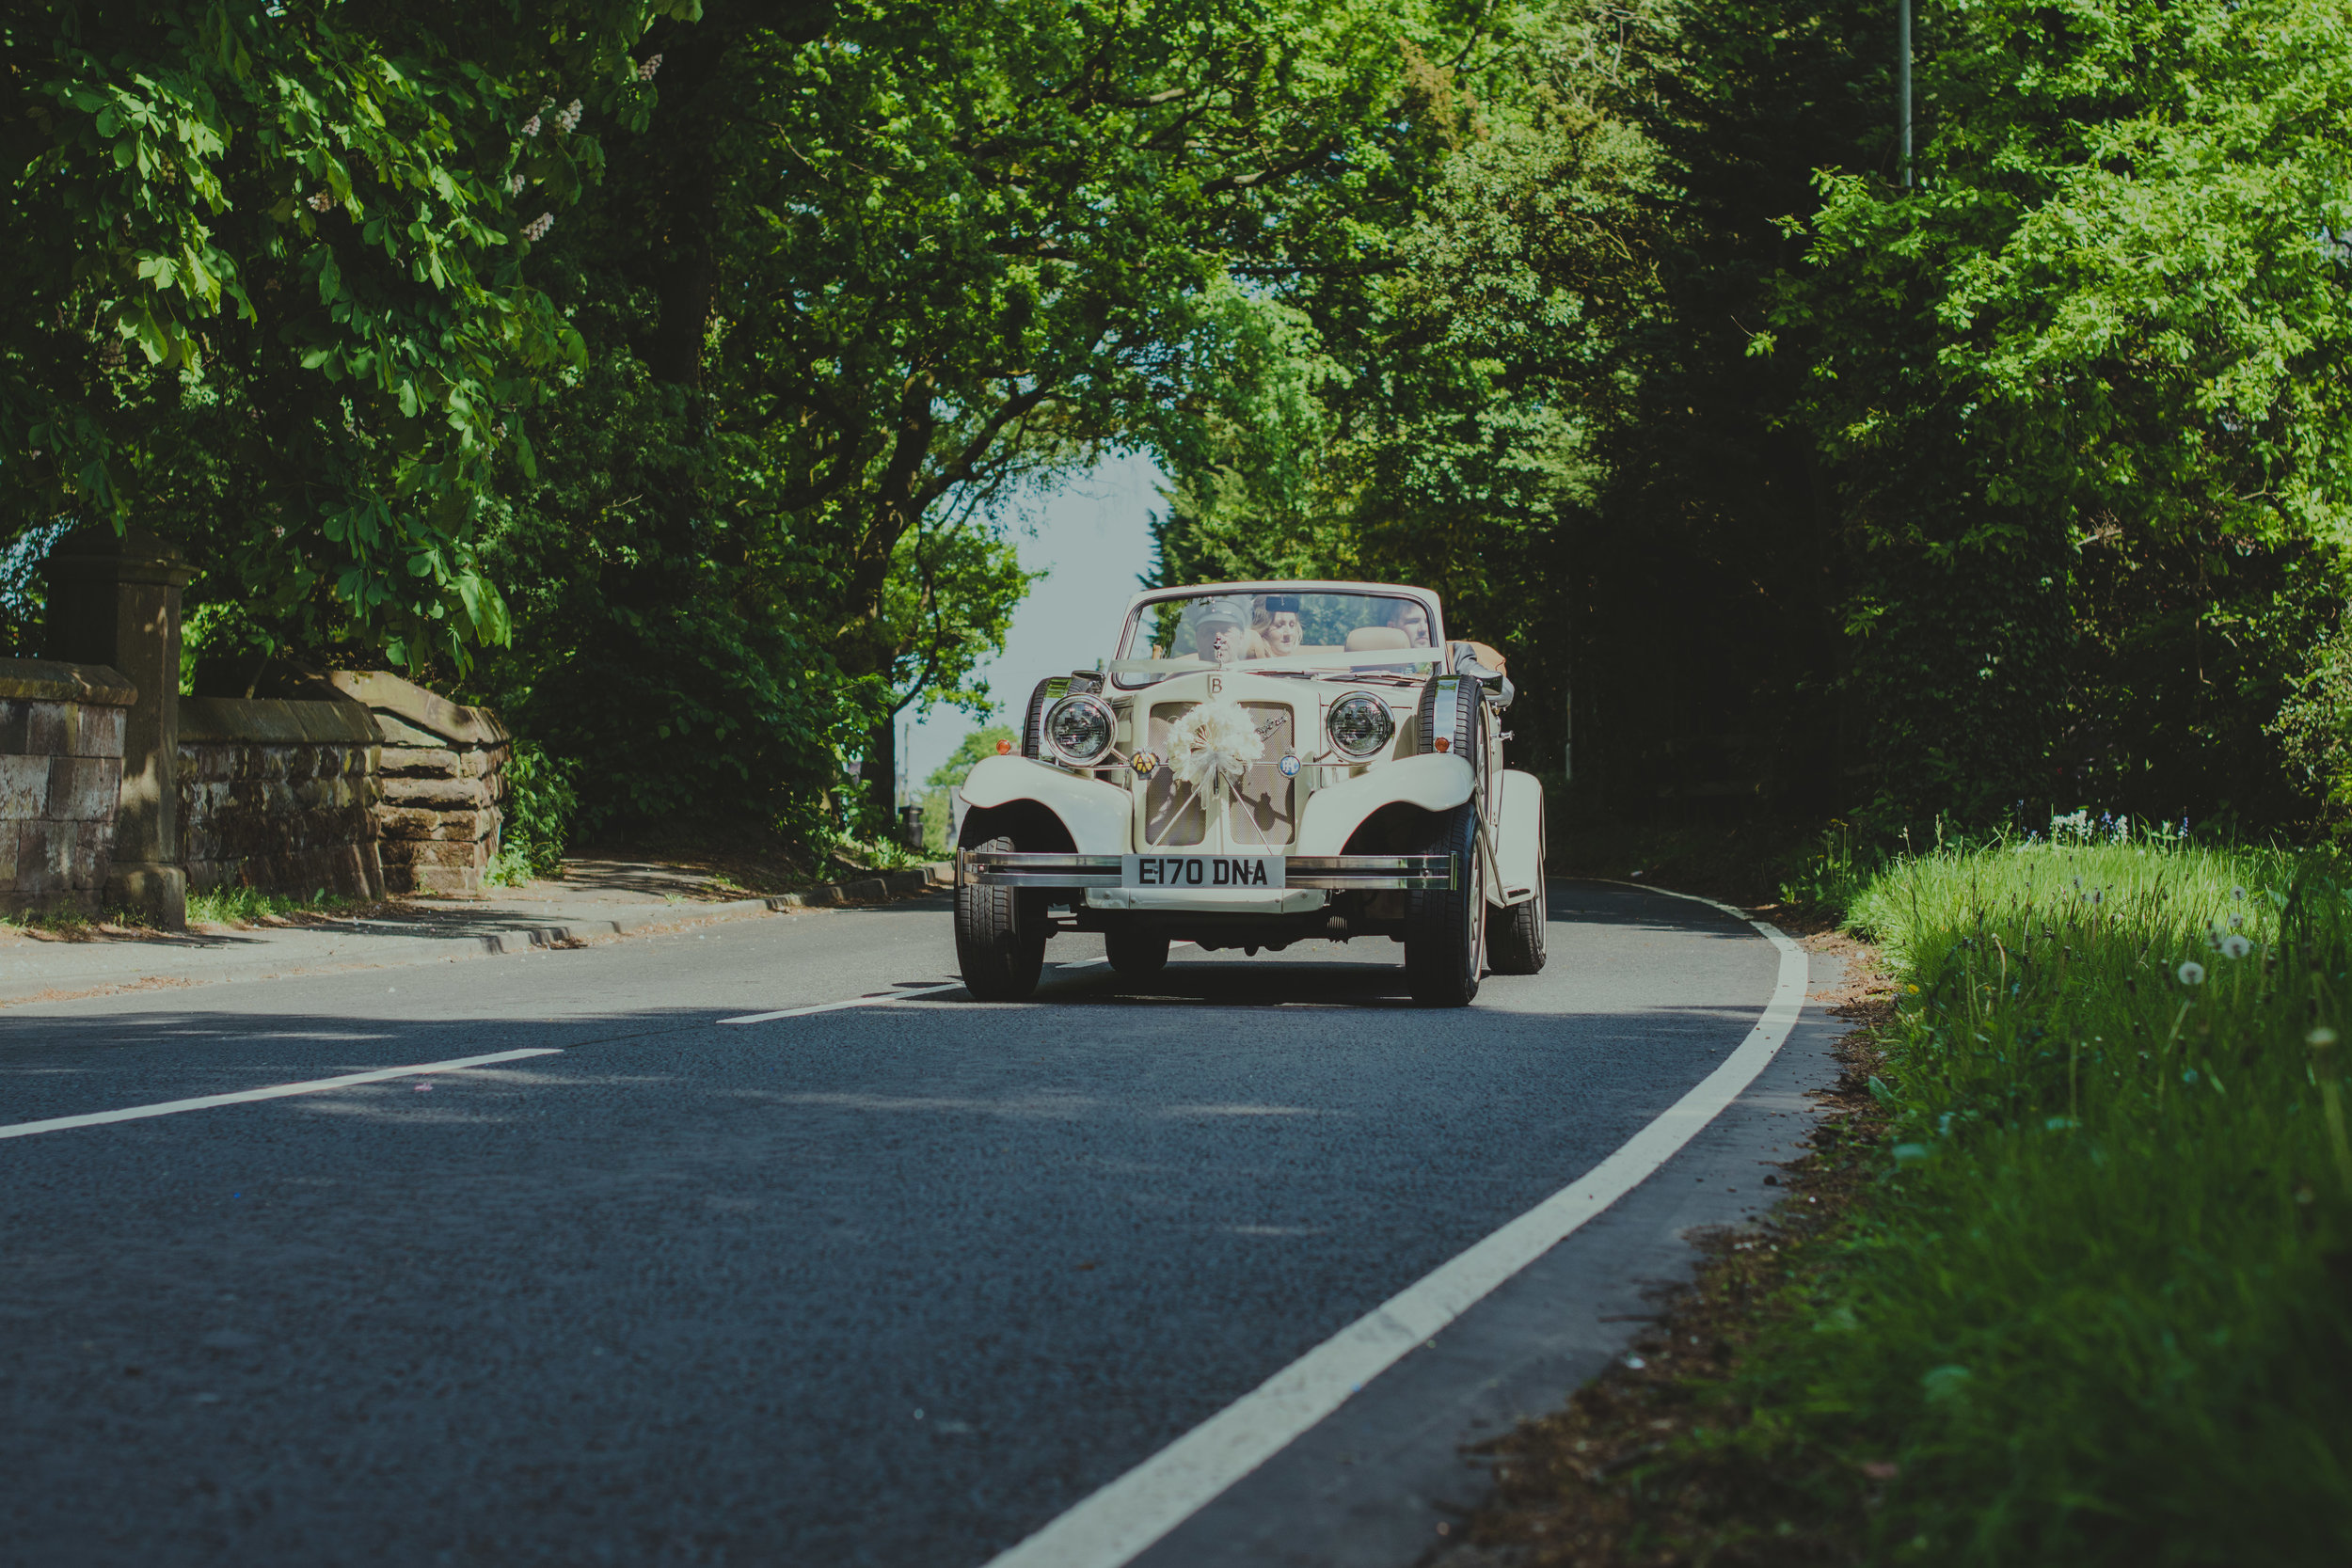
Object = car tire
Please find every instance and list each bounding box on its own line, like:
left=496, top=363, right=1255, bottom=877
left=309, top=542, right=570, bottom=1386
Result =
left=955, top=835, right=1046, bottom=1001
left=1021, top=677, right=1066, bottom=760
left=1488, top=875, right=1548, bottom=974
left=1405, top=803, right=1483, bottom=1006
left=1104, top=926, right=1169, bottom=978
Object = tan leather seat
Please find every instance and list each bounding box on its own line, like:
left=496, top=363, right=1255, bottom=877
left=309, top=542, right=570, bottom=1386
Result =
left=1345, top=626, right=1410, bottom=652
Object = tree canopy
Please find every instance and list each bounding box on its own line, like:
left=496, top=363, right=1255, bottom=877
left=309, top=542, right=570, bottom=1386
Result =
left=15, top=0, right=2352, bottom=847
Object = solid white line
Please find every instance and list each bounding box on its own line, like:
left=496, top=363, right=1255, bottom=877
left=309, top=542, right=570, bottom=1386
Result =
left=718, top=981, right=967, bottom=1024
left=0, top=1048, right=566, bottom=1142
left=984, top=883, right=1807, bottom=1568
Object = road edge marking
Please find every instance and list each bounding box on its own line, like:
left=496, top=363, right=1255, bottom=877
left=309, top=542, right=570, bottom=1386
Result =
left=0, top=1048, right=566, bottom=1141
left=984, top=879, right=1807, bottom=1568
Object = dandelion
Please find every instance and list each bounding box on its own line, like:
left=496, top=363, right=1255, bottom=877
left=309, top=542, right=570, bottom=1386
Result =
left=307, top=190, right=333, bottom=212
left=2073, top=875, right=2084, bottom=891
left=520, top=113, right=542, bottom=137
left=2220, top=934, right=2252, bottom=960
left=2233, top=885, right=2246, bottom=901
left=2229, top=911, right=2244, bottom=929
left=2178, top=961, right=2206, bottom=986
left=637, top=52, right=664, bottom=81
left=2090, top=889, right=2104, bottom=906
left=556, top=99, right=583, bottom=133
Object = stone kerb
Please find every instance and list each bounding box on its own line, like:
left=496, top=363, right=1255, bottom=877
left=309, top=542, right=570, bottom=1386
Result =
left=0, top=657, right=137, bottom=917
left=177, top=697, right=387, bottom=899
left=326, top=672, right=509, bottom=895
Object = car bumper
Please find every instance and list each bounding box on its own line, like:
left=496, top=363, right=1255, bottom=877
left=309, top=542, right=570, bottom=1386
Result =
left=955, top=850, right=1456, bottom=891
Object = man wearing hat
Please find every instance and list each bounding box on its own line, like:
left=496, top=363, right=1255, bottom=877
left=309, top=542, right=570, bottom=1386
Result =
left=1184, top=595, right=1250, bottom=662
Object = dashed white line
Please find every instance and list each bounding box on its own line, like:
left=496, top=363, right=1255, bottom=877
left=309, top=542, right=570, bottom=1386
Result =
left=718, top=981, right=968, bottom=1024
left=0, top=1048, right=565, bottom=1142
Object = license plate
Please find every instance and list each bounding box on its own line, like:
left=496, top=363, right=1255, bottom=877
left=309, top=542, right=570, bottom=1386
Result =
left=1121, top=853, right=1287, bottom=890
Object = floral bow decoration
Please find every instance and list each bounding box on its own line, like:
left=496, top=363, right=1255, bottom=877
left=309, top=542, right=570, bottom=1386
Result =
left=1168, top=697, right=1265, bottom=792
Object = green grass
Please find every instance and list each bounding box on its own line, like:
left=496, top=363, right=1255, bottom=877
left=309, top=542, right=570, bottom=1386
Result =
left=1751, top=832, right=2352, bottom=1563
left=185, top=885, right=371, bottom=926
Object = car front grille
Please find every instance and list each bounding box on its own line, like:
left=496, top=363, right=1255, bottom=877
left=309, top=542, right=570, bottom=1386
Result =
left=1141, top=699, right=1298, bottom=848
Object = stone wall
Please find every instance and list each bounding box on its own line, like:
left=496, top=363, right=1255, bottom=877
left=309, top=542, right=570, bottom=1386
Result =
left=177, top=698, right=385, bottom=899
left=0, top=657, right=137, bottom=917
left=326, top=672, right=507, bottom=895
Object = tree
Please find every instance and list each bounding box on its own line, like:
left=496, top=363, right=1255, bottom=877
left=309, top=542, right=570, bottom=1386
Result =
left=0, top=1, right=687, bottom=668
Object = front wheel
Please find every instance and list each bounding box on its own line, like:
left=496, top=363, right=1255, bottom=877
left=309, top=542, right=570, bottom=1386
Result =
left=1404, top=804, right=1484, bottom=1006
left=1104, top=926, right=1170, bottom=978
left=955, top=835, right=1046, bottom=1001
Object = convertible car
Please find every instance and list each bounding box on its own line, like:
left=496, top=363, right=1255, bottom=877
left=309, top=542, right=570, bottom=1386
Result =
left=953, top=580, right=1548, bottom=1006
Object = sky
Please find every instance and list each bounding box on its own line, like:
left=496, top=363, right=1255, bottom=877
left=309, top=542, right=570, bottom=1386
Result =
left=898, top=450, right=1166, bottom=793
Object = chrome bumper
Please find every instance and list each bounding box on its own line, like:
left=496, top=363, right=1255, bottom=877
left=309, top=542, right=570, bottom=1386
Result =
left=956, top=850, right=1456, bottom=891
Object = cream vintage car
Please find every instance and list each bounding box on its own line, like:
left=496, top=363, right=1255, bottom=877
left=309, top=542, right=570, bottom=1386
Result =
left=953, top=581, right=1547, bottom=1006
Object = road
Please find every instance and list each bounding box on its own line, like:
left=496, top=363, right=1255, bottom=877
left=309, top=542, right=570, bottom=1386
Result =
left=0, top=881, right=1838, bottom=1567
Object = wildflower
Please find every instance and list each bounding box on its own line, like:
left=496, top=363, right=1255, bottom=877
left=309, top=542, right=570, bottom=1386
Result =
left=2072, top=876, right=2083, bottom=891
left=2220, top=934, right=2252, bottom=960
left=307, top=190, right=333, bottom=212
left=521, top=212, right=555, bottom=242
left=520, top=113, right=542, bottom=137
left=2233, top=885, right=2246, bottom=900
left=2309, top=1026, right=2339, bottom=1049
left=2177, top=961, right=2206, bottom=986
left=556, top=99, right=583, bottom=133
left=2229, top=911, right=2244, bottom=929
left=2090, top=889, right=2104, bottom=906
left=638, top=53, right=664, bottom=81
left=508, top=172, right=527, bottom=195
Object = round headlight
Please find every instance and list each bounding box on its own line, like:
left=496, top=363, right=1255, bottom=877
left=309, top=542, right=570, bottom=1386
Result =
left=1045, top=694, right=1116, bottom=766
left=1327, top=693, right=1395, bottom=757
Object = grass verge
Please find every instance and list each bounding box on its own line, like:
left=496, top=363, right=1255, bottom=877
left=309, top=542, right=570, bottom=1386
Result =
left=1465, top=832, right=2352, bottom=1566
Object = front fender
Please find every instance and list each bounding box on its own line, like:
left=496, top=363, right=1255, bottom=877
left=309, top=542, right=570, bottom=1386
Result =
left=959, top=755, right=1133, bottom=854
left=1295, top=753, right=1476, bottom=856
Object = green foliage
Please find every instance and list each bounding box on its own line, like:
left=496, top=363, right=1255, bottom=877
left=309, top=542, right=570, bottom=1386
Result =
left=917, top=723, right=1015, bottom=855
left=485, top=737, right=579, bottom=883
left=1, top=1, right=689, bottom=669
left=1743, top=837, right=2350, bottom=1563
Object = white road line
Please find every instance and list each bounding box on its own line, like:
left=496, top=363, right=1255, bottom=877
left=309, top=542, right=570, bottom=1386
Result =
left=0, top=1048, right=565, bottom=1142
left=721, top=942, right=1196, bottom=1019
left=985, top=883, right=1808, bottom=1568
left=718, top=981, right=967, bottom=1024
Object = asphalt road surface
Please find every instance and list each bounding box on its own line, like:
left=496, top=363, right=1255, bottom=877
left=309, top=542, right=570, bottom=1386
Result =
left=0, top=881, right=1835, bottom=1567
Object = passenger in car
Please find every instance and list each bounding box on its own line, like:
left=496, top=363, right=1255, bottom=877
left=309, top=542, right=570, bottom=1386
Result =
left=1249, top=594, right=1306, bottom=659
left=1384, top=598, right=1434, bottom=648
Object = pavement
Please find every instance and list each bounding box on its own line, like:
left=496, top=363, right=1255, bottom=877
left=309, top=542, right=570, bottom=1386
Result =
left=0, top=857, right=952, bottom=1007
left=0, top=879, right=1847, bottom=1567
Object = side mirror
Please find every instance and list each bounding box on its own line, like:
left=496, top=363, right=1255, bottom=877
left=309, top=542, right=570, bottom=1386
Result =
left=1456, top=657, right=1515, bottom=711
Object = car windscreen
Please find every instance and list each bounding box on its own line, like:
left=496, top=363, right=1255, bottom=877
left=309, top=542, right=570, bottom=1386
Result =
left=1113, top=590, right=1440, bottom=688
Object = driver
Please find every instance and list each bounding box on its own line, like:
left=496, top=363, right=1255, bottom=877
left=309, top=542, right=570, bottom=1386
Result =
left=1185, top=595, right=1249, bottom=662
left=1251, top=594, right=1305, bottom=659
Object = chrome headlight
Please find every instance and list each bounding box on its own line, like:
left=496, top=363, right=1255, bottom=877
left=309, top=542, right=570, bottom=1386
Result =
left=1045, top=694, right=1116, bottom=766
left=1327, top=692, right=1395, bottom=757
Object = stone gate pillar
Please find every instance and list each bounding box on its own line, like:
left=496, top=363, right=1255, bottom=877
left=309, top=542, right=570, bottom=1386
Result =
left=43, top=525, right=194, bottom=929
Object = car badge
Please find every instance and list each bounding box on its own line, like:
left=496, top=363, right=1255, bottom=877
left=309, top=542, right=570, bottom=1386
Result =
left=1279, top=752, right=1301, bottom=777
left=1131, top=751, right=1161, bottom=777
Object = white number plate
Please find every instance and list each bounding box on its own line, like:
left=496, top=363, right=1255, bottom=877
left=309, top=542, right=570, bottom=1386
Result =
left=1121, top=854, right=1286, bottom=890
